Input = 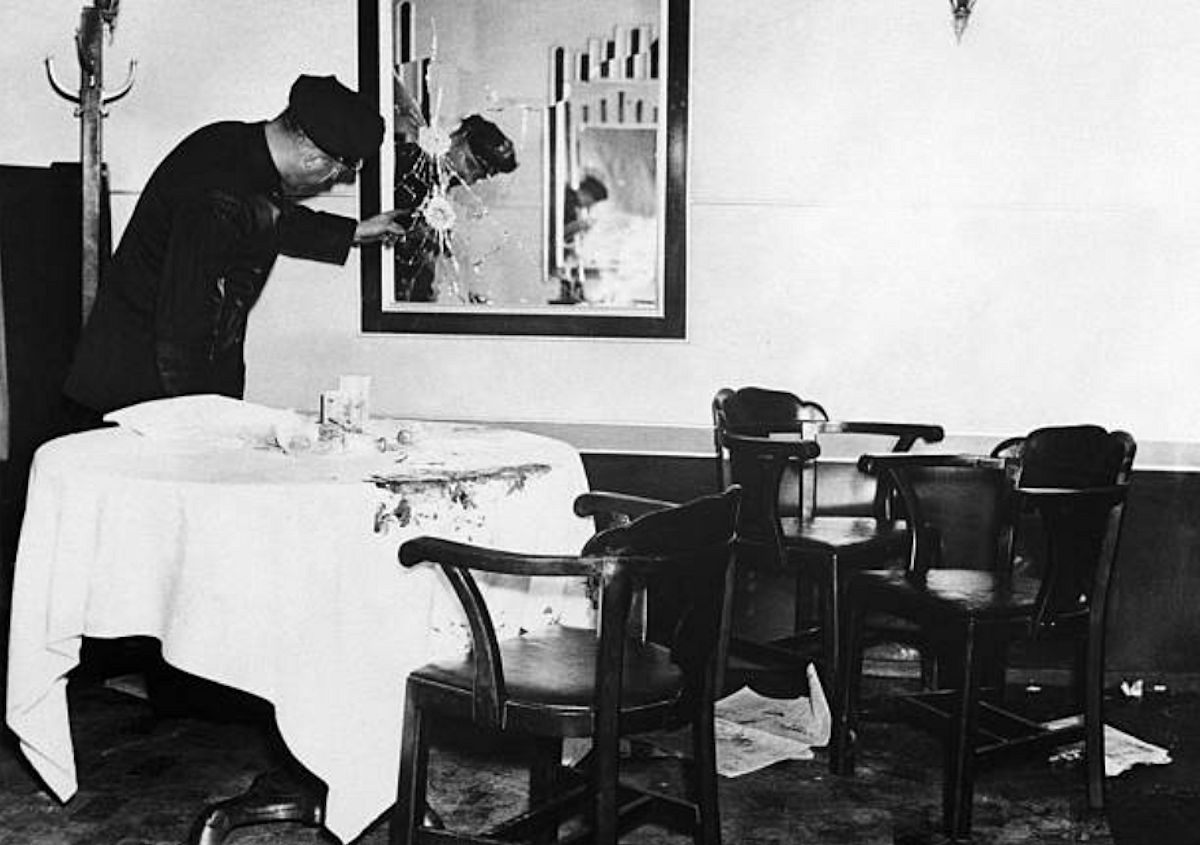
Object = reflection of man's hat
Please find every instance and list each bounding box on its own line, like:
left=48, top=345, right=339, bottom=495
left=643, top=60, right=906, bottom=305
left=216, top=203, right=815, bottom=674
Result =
left=457, top=115, right=518, bottom=176
left=579, top=175, right=608, bottom=201
left=289, top=75, right=385, bottom=166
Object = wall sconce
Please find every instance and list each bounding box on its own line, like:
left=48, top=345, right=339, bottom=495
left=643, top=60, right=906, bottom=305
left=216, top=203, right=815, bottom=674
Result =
left=950, top=0, right=977, bottom=42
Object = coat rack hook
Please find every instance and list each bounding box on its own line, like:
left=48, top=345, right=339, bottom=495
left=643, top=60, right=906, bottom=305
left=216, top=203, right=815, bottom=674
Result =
left=43, top=2, right=137, bottom=110
left=102, top=60, right=138, bottom=109
left=950, top=0, right=978, bottom=43
left=43, top=56, right=81, bottom=107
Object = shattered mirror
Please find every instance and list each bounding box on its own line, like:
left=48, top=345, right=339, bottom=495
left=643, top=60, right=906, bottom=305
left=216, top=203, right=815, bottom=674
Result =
left=357, top=0, right=688, bottom=337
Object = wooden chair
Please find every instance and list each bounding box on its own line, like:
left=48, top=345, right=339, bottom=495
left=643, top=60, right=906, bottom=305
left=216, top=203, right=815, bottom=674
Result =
left=831, top=425, right=1135, bottom=841
left=711, top=386, right=944, bottom=695
left=391, top=486, right=741, bottom=845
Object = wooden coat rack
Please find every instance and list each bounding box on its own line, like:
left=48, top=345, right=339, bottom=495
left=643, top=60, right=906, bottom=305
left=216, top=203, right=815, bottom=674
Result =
left=44, top=0, right=136, bottom=324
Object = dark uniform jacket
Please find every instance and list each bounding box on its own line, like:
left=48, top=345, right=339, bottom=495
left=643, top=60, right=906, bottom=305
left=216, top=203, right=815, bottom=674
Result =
left=65, top=121, right=357, bottom=414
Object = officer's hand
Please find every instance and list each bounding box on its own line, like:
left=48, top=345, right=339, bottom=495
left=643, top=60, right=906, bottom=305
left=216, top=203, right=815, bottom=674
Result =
left=354, top=210, right=410, bottom=247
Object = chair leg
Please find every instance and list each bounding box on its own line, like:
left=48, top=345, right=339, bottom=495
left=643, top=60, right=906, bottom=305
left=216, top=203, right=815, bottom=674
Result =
left=528, top=736, right=565, bottom=844
left=943, top=623, right=985, bottom=842
left=830, top=591, right=866, bottom=776
left=919, top=650, right=938, bottom=691
left=1072, top=638, right=1089, bottom=712
left=390, top=691, right=429, bottom=845
left=691, top=699, right=722, bottom=845
left=820, top=553, right=841, bottom=698
left=1084, top=633, right=1106, bottom=810
left=979, top=637, right=1008, bottom=706
left=594, top=716, right=620, bottom=845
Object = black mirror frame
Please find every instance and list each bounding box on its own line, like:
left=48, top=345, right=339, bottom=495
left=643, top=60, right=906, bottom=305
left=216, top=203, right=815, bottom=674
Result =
left=356, top=0, right=688, bottom=338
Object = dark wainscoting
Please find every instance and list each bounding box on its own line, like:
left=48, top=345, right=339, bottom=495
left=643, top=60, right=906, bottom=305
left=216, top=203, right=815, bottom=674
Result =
left=581, top=452, right=1200, bottom=691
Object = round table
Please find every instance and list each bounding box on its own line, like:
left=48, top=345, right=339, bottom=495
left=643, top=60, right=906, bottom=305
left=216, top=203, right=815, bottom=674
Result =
left=6, top=404, right=594, bottom=842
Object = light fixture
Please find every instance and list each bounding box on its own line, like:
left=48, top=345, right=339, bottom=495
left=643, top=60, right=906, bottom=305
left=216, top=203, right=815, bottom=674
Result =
left=950, top=0, right=977, bottom=43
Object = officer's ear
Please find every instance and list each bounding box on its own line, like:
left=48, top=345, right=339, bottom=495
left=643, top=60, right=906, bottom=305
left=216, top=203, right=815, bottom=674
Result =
left=299, top=148, right=328, bottom=173
left=289, top=131, right=325, bottom=172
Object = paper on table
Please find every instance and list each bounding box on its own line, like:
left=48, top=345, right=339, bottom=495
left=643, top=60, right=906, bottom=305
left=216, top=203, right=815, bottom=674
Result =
left=1043, top=715, right=1172, bottom=776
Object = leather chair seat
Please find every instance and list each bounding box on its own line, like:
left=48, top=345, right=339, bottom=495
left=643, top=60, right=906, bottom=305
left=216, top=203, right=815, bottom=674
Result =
left=411, top=626, right=684, bottom=736
left=851, top=568, right=1044, bottom=619
left=781, top=516, right=910, bottom=556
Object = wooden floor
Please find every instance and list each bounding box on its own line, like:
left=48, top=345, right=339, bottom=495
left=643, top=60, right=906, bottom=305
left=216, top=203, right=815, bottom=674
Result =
left=2, top=660, right=1197, bottom=845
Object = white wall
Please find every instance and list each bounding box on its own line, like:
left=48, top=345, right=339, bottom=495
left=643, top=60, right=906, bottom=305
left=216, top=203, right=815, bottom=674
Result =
left=685, top=2, right=1200, bottom=448
left=3, top=2, right=1198, bottom=452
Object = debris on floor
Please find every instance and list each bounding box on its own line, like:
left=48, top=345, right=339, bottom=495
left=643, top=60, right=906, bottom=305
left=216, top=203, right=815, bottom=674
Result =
left=711, top=663, right=832, bottom=777
left=1043, top=715, right=1173, bottom=776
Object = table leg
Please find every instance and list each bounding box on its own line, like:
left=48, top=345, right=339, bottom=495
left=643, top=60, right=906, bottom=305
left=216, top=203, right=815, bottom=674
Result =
left=186, top=766, right=327, bottom=845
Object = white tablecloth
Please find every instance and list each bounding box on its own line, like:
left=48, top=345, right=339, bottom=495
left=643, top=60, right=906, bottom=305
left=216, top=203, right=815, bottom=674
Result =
left=5, top=410, right=594, bottom=842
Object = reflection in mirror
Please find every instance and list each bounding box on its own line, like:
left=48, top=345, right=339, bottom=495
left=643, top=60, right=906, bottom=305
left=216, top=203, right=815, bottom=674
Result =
left=358, top=0, right=688, bottom=337
left=546, top=28, right=660, bottom=309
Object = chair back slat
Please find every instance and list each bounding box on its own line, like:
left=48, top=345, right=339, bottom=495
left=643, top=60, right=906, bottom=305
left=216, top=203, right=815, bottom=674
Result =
left=439, top=566, right=506, bottom=728
left=1014, top=426, right=1136, bottom=637
left=717, top=434, right=805, bottom=550
left=882, top=461, right=1016, bottom=574
left=585, top=488, right=741, bottom=702
left=713, top=386, right=829, bottom=434
left=1017, top=425, right=1136, bottom=488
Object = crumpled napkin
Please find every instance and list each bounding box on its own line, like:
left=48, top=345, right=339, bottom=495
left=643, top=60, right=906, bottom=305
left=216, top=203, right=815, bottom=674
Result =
left=104, top=394, right=314, bottom=450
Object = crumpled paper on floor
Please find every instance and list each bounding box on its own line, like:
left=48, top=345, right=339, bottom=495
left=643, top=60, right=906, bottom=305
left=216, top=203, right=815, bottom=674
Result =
left=712, top=663, right=831, bottom=778
left=1043, top=715, right=1172, bottom=776
left=568, top=663, right=832, bottom=778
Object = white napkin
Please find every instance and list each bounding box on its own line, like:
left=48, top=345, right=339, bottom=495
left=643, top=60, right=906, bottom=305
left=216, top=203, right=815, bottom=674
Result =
left=104, top=394, right=313, bottom=449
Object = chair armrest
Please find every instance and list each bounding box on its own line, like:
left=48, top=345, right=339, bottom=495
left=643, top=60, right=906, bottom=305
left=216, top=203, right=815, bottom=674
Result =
left=1017, top=484, right=1128, bottom=508
left=573, top=491, right=676, bottom=520
left=720, top=431, right=821, bottom=461
left=399, top=536, right=597, bottom=578
left=857, top=452, right=1007, bottom=475
left=817, top=421, right=945, bottom=450
left=720, top=420, right=809, bottom=437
